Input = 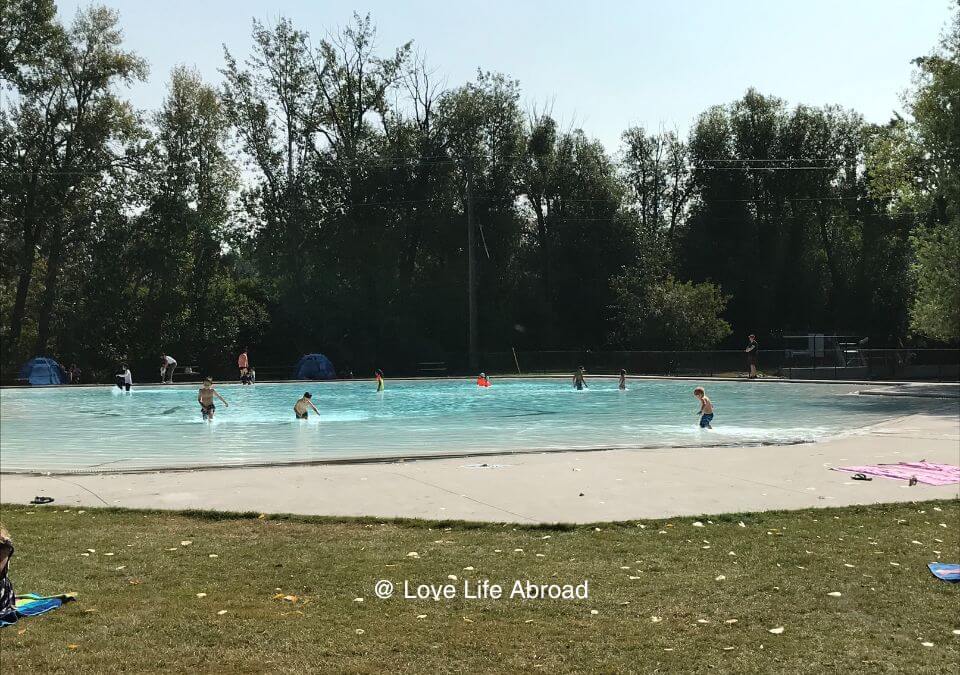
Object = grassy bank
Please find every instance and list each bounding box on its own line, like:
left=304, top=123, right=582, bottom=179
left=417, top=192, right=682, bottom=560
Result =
left=1, top=501, right=958, bottom=673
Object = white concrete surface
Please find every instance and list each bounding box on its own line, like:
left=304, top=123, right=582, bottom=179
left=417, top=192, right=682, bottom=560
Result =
left=1, top=412, right=957, bottom=523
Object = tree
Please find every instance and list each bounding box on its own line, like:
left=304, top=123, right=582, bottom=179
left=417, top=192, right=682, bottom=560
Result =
left=1, top=5, right=147, bottom=358
left=610, top=272, right=732, bottom=350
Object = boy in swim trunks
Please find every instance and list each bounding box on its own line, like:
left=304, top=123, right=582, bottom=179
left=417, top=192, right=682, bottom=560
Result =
left=573, top=366, right=587, bottom=390
left=693, top=386, right=713, bottom=429
left=198, top=377, right=229, bottom=421
left=294, top=392, right=320, bottom=419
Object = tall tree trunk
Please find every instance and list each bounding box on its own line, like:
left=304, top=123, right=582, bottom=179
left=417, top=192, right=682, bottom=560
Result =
left=9, top=234, right=37, bottom=344
left=33, top=222, right=65, bottom=355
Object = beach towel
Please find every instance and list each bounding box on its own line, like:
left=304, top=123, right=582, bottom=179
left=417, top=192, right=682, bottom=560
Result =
left=0, top=593, right=76, bottom=627
left=832, top=461, right=960, bottom=486
left=928, top=563, right=960, bottom=583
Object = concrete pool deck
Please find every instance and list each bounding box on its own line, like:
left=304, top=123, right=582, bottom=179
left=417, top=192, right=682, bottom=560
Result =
left=1, top=410, right=957, bottom=523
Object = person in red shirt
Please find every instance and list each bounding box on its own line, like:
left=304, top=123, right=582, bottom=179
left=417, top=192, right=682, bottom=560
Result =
left=477, top=372, right=491, bottom=387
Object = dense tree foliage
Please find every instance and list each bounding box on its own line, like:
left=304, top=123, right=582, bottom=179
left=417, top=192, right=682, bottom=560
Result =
left=1, top=2, right=957, bottom=380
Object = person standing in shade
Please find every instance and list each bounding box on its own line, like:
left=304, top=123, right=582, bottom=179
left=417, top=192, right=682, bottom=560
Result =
left=160, top=353, right=177, bottom=383
left=745, top=334, right=759, bottom=379
left=237, top=347, right=249, bottom=381
left=573, top=366, right=588, bottom=390
left=618, top=369, right=627, bottom=390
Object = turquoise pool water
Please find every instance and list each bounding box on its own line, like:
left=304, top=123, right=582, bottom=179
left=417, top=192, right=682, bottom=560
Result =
left=0, top=378, right=948, bottom=473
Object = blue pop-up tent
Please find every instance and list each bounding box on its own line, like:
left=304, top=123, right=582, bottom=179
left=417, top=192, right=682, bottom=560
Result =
left=18, top=357, right=67, bottom=385
left=292, top=353, right=336, bottom=380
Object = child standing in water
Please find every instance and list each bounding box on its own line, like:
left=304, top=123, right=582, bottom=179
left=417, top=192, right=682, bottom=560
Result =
left=477, top=372, right=491, bottom=387
left=693, top=386, right=714, bottom=429
left=294, top=392, right=320, bottom=419
left=198, top=377, right=229, bottom=421
left=375, top=369, right=385, bottom=392
left=573, top=366, right=587, bottom=390
left=618, top=369, right=627, bottom=390
left=116, top=364, right=133, bottom=392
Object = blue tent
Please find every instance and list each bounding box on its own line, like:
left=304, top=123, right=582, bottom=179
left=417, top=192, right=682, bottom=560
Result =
left=18, top=357, right=67, bottom=385
left=292, top=353, right=336, bottom=380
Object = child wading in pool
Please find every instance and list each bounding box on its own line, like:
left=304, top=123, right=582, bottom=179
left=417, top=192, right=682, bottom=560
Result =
left=618, top=369, right=627, bottom=390
left=573, top=366, right=588, bottom=390
left=294, top=392, right=320, bottom=419
left=375, top=369, right=385, bottom=392
left=693, top=386, right=714, bottom=429
left=198, top=378, right=229, bottom=421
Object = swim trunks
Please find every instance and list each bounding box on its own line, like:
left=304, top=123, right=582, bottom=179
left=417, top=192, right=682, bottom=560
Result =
left=201, top=403, right=215, bottom=419
left=699, top=413, right=714, bottom=428
left=295, top=410, right=308, bottom=419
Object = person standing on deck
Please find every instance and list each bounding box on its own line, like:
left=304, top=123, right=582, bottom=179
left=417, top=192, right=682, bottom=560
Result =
left=237, top=347, right=249, bottom=381
left=160, top=353, right=177, bottom=383
left=745, top=335, right=759, bottom=379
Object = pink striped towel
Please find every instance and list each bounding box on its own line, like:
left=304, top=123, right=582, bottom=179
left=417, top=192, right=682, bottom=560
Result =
left=833, top=461, right=960, bottom=486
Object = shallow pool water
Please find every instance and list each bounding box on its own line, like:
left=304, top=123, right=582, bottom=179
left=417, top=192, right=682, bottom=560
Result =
left=0, top=378, right=948, bottom=472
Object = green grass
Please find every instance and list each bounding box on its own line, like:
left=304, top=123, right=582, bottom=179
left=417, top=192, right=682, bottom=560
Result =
left=1, top=501, right=958, bottom=673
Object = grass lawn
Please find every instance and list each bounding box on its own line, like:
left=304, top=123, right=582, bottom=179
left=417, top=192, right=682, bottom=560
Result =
left=1, top=500, right=958, bottom=673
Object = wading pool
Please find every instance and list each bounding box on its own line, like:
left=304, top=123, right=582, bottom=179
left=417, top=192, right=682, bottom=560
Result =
left=0, top=378, right=948, bottom=473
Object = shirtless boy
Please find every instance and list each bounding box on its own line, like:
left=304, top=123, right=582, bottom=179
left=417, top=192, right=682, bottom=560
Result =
left=294, top=392, right=320, bottom=419
left=693, top=386, right=714, bottom=429
left=198, top=377, right=229, bottom=421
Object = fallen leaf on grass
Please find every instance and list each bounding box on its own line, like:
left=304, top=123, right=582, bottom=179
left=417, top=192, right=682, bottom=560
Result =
left=697, top=619, right=710, bottom=624
left=180, top=541, right=192, bottom=546
left=738, top=522, right=746, bottom=528
left=217, top=610, right=228, bottom=616
left=114, top=566, right=126, bottom=571
left=208, top=554, right=218, bottom=558
left=715, top=575, right=726, bottom=581
left=590, top=610, right=599, bottom=615
left=196, top=593, right=207, bottom=598
left=724, top=619, right=738, bottom=624
left=80, top=553, right=89, bottom=557
left=650, top=616, right=662, bottom=623
left=463, top=566, right=475, bottom=571
left=768, top=627, right=785, bottom=634
left=355, top=629, right=365, bottom=635
left=693, top=521, right=704, bottom=528
left=723, top=647, right=735, bottom=651
left=448, top=575, right=458, bottom=581
left=921, top=642, right=933, bottom=647
left=354, top=597, right=364, bottom=602
left=827, top=592, right=842, bottom=597
left=417, top=614, right=427, bottom=619
left=104, top=553, right=114, bottom=557
left=86, top=549, right=95, bottom=553
left=462, top=617, right=473, bottom=623
left=67, top=644, right=79, bottom=650
left=17, top=629, right=26, bottom=635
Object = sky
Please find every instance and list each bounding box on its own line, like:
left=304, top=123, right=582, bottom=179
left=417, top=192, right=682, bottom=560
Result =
left=57, top=0, right=953, bottom=152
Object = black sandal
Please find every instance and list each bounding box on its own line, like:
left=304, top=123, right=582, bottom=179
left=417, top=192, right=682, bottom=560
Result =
left=29, top=496, right=54, bottom=504
left=851, top=473, right=872, bottom=481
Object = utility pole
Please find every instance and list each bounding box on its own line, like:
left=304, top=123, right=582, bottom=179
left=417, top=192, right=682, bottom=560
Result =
left=466, top=168, right=479, bottom=371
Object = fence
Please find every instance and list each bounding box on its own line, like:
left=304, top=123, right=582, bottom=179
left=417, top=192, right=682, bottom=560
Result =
left=458, top=348, right=960, bottom=382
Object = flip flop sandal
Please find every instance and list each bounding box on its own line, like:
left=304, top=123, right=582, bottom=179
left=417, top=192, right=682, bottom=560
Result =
left=29, top=496, right=54, bottom=504
left=851, top=473, right=872, bottom=481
